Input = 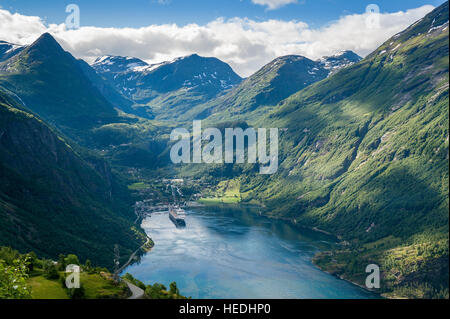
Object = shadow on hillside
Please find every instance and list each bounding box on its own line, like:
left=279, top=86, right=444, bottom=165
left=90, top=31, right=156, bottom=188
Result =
left=325, top=164, right=447, bottom=241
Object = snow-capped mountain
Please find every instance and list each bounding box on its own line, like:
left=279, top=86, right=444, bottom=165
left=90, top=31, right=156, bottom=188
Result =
left=91, top=54, right=242, bottom=104
left=91, top=55, right=148, bottom=75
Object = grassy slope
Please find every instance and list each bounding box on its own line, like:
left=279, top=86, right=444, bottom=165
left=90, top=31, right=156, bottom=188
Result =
left=81, top=273, right=129, bottom=299
left=28, top=272, right=129, bottom=299
left=199, top=179, right=242, bottom=204
left=28, top=276, right=68, bottom=299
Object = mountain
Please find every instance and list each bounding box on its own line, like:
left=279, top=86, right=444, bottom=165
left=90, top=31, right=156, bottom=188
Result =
left=0, top=87, right=146, bottom=267
left=228, top=2, right=448, bottom=298
left=90, top=50, right=359, bottom=122
left=184, top=51, right=361, bottom=121
left=91, top=54, right=243, bottom=120
left=0, top=33, right=121, bottom=138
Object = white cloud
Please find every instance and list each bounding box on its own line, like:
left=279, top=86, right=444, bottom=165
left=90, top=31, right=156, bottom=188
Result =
left=0, top=10, right=47, bottom=44
left=0, top=5, right=435, bottom=77
left=251, top=0, right=298, bottom=10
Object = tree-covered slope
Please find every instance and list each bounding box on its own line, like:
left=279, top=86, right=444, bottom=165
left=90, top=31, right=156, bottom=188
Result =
left=226, top=2, right=448, bottom=298
left=0, top=88, right=146, bottom=268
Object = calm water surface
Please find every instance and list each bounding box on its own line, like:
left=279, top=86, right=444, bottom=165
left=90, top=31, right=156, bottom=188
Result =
left=123, top=205, right=376, bottom=299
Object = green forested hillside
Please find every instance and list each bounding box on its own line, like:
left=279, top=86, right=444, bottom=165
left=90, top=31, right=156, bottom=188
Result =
left=226, top=3, right=449, bottom=298
left=0, top=88, right=146, bottom=268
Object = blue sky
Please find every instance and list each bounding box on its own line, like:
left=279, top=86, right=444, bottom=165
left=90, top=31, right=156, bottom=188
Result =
left=0, top=0, right=446, bottom=28
left=0, top=1, right=446, bottom=76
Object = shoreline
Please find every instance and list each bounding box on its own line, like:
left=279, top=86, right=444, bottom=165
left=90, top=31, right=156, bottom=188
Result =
left=127, top=202, right=382, bottom=299
left=313, top=262, right=383, bottom=298
left=117, top=235, right=153, bottom=276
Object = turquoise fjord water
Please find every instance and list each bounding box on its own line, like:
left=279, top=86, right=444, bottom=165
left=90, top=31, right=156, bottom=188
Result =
left=123, top=205, right=377, bottom=299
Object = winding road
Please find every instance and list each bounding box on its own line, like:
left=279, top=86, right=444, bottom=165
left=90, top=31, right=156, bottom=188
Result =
left=116, top=237, right=151, bottom=275
left=117, top=237, right=151, bottom=299
left=117, top=203, right=153, bottom=299
left=125, top=281, right=145, bottom=299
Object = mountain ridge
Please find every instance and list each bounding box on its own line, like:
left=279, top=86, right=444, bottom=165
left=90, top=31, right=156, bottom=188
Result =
left=182, top=51, right=361, bottom=121
left=91, top=53, right=243, bottom=120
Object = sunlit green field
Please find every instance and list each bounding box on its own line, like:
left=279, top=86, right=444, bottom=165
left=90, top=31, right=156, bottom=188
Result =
left=28, top=276, right=68, bottom=299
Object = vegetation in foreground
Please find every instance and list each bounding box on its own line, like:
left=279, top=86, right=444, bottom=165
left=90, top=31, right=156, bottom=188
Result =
left=122, top=273, right=187, bottom=299
left=0, top=246, right=186, bottom=299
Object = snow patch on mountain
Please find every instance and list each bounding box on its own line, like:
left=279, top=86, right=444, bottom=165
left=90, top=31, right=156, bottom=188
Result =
left=0, top=41, right=25, bottom=62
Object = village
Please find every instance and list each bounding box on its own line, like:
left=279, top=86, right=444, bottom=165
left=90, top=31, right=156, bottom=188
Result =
left=130, top=177, right=211, bottom=222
